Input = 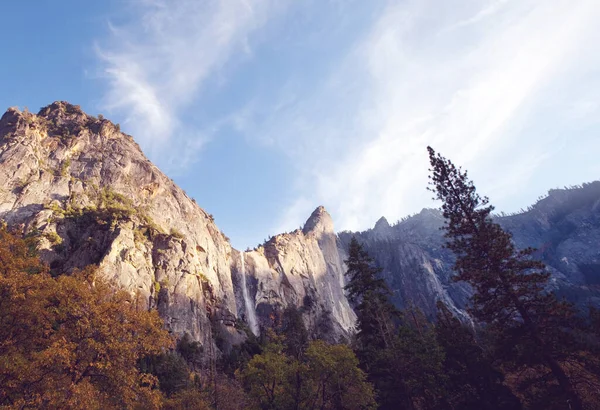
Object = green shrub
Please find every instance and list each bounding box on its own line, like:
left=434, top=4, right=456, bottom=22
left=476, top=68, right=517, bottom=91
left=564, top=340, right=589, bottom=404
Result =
left=44, top=231, right=62, bottom=246
left=170, top=228, right=184, bottom=240
left=176, top=333, right=204, bottom=368
left=195, top=271, right=208, bottom=282
left=138, top=352, right=190, bottom=397
left=60, top=158, right=71, bottom=176
left=153, top=279, right=171, bottom=294
left=44, top=202, right=64, bottom=214
left=133, top=228, right=146, bottom=244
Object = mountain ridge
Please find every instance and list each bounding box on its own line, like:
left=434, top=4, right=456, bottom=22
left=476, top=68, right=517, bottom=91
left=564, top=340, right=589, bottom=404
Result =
left=2, top=101, right=599, bottom=351
left=340, top=181, right=600, bottom=318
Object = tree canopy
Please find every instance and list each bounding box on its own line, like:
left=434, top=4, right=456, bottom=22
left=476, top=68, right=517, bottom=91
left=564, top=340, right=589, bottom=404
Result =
left=239, top=333, right=376, bottom=410
left=427, top=146, right=599, bottom=409
left=0, top=226, right=173, bottom=409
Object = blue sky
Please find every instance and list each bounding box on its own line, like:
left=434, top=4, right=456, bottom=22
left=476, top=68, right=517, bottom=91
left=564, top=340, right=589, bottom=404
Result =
left=2, top=1, right=600, bottom=249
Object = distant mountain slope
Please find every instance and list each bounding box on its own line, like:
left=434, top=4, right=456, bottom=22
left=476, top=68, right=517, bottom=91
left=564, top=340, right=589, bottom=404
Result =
left=339, top=182, right=600, bottom=318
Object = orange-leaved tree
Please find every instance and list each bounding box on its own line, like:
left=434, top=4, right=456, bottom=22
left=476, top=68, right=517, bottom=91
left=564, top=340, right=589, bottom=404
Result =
left=0, top=226, right=173, bottom=409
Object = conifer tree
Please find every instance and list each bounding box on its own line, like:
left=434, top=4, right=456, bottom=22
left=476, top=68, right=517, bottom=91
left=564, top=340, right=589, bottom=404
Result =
left=393, top=306, right=448, bottom=410
left=435, top=301, right=521, bottom=410
left=344, top=238, right=413, bottom=409
left=280, top=306, right=309, bottom=359
left=427, top=146, right=583, bottom=409
left=344, top=237, right=397, bottom=352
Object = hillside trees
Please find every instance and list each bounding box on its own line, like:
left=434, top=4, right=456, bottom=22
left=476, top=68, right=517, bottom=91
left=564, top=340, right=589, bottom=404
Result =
left=427, top=146, right=595, bottom=409
left=344, top=237, right=398, bottom=358
left=392, top=307, right=448, bottom=410
left=435, top=301, right=521, bottom=409
left=0, top=226, right=173, bottom=409
left=345, top=237, right=448, bottom=409
left=238, top=334, right=376, bottom=410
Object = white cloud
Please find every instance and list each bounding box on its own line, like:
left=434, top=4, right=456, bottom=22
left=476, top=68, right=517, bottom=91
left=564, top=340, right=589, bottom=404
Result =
left=97, top=0, right=285, bottom=169
left=94, top=0, right=600, bottom=243
left=447, top=0, right=511, bottom=30
left=236, top=0, right=600, bottom=234
left=566, top=100, right=599, bottom=121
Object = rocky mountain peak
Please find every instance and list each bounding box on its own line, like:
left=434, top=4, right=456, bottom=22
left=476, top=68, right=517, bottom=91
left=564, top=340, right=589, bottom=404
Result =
left=1, top=106, right=20, bottom=121
left=303, top=205, right=334, bottom=236
left=374, top=216, right=391, bottom=231
left=38, top=101, right=85, bottom=117
left=370, top=216, right=393, bottom=240
left=0, top=108, right=22, bottom=135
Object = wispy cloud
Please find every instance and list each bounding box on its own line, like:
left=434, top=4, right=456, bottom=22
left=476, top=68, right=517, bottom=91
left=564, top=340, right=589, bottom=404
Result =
left=447, top=0, right=511, bottom=30
left=94, top=0, right=600, bottom=245
left=97, top=0, right=284, bottom=169
left=237, top=0, right=600, bottom=234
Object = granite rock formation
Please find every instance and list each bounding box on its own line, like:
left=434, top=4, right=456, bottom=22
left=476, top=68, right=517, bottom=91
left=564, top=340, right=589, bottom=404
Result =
left=0, top=102, right=355, bottom=356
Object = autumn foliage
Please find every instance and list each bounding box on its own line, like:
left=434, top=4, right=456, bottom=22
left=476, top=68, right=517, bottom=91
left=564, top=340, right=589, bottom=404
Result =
left=0, top=226, right=173, bottom=409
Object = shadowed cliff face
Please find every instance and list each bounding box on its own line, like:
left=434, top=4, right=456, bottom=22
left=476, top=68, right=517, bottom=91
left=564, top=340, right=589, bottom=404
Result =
left=339, top=182, right=600, bottom=319
left=0, top=102, right=355, bottom=355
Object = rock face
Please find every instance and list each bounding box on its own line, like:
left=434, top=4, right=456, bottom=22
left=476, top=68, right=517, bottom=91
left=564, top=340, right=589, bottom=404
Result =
left=2, top=101, right=597, bottom=350
left=231, top=206, right=355, bottom=342
left=0, top=102, right=355, bottom=356
left=247, top=206, right=355, bottom=339
left=339, top=182, right=600, bottom=319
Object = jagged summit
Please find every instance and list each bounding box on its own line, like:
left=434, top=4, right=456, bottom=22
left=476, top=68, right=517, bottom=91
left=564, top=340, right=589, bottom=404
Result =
left=36, top=102, right=90, bottom=129
left=38, top=101, right=86, bottom=116
left=369, top=216, right=393, bottom=241
left=373, top=216, right=390, bottom=231
left=340, top=181, right=600, bottom=319
left=0, top=101, right=130, bottom=151
left=303, top=205, right=334, bottom=235
left=2, top=102, right=90, bottom=125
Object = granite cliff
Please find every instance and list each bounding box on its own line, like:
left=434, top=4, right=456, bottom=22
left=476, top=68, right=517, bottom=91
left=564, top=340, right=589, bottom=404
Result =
left=339, top=182, right=600, bottom=319
left=0, top=102, right=355, bottom=356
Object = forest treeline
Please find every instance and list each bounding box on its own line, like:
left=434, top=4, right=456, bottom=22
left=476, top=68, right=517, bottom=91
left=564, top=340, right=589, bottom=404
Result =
left=1, top=149, right=600, bottom=409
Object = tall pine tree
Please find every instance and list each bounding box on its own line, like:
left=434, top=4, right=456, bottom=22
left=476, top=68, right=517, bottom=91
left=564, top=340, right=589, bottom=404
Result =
left=344, top=238, right=411, bottom=409
left=427, top=146, right=583, bottom=409
left=344, top=237, right=397, bottom=353
left=435, top=301, right=521, bottom=409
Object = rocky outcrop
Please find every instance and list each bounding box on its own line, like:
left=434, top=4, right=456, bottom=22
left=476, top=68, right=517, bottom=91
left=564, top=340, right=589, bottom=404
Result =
left=226, top=205, right=355, bottom=343
left=247, top=206, right=355, bottom=339
left=0, top=102, right=355, bottom=356
left=339, top=182, right=600, bottom=319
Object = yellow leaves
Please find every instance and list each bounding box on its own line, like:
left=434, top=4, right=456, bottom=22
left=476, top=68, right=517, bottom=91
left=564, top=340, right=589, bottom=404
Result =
left=0, top=227, right=172, bottom=409
left=162, top=388, right=210, bottom=410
